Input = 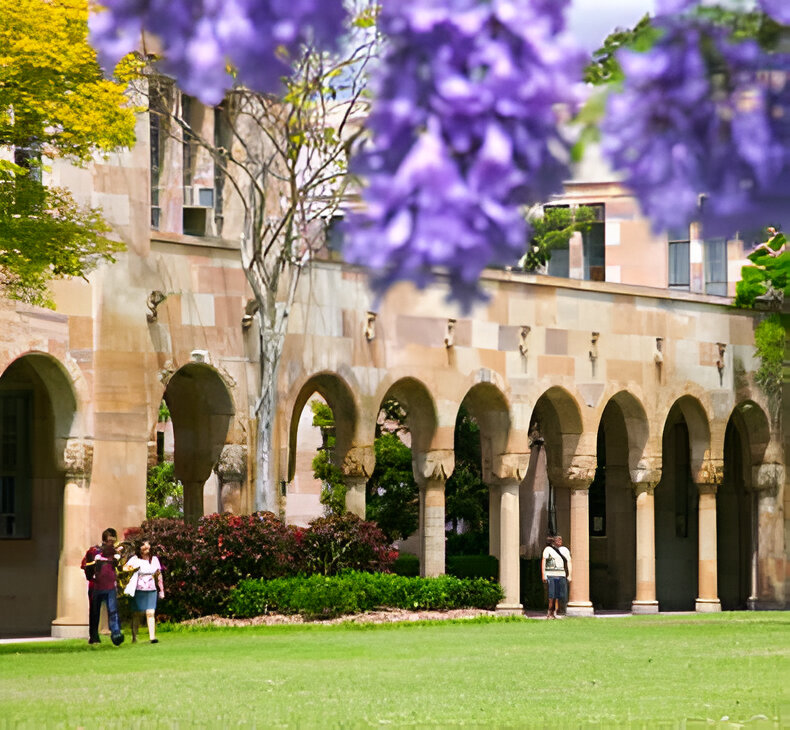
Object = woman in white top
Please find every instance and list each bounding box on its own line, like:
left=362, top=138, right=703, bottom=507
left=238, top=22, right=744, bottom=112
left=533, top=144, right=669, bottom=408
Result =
left=124, top=539, right=165, bottom=643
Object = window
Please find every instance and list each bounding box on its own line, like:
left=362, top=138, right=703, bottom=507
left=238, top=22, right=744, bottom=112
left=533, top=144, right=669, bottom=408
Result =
left=582, top=204, right=605, bottom=282
left=0, top=392, right=32, bottom=539
left=150, top=108, right=162, bottom=229
left=704, top=237, right=727, bottom=296
left=668, top=226, right=690, bottom=289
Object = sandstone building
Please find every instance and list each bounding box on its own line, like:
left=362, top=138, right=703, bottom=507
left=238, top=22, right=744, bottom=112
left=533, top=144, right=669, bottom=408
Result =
left=0, top=94, right=786, bottom=636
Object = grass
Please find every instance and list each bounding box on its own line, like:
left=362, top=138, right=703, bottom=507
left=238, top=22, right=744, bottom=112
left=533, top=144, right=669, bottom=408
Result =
left=0, top=612, right=788, bottom=728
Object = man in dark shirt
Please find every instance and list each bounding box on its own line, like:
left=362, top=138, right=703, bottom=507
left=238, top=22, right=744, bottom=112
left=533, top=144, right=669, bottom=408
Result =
left=81, top=528, right=124, bottom=646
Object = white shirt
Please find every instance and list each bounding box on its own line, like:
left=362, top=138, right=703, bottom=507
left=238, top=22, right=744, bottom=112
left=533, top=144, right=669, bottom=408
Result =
left=124, top=555, right=161, bottom=592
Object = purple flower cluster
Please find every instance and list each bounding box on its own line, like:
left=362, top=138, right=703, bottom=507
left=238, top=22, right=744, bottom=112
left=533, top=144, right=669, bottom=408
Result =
left=344, top=0, right=584, bottom=310
left=601, top=15, right=790, bottom=237
left=657, top=0, right=790, bottom=25
left=89, top=0, right=346, bottom=105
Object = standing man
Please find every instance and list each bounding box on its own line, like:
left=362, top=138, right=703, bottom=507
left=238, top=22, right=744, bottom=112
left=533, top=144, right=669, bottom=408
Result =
left=81, top=528, right=124, bottom=646
left=554, top=535, right=572, bottom=616
left=541, top=535, right=565, bottom=619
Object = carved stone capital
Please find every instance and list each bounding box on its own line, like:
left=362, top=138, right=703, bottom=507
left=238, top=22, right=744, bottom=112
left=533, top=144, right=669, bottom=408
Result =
left=696, top=481, right=718, bottom=496
left=490, top=453, right=530, bottom=483
left=630, top=458, right=662, bottom=487
left=694, top=460, right=723, bottom=486
left=548, top=461, right=595, bottom=490
left=414, top=450, right=455, bottom=483
left=63, top=440, right=93, bottom=481
left=214, top=444, right=247, bottom=483
left=751, top=463, right=784, bottom=495
left=633, top=482, right=658, bottom=497
left=341, top=446, right=376, bottom=479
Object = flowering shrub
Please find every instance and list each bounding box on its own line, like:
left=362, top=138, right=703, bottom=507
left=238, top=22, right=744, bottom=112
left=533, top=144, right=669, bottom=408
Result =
left=301, top=513, right=397, bottom=577
left=134, top=512, right=394, bottom=621
left=227, top=572, right=504, bottom=619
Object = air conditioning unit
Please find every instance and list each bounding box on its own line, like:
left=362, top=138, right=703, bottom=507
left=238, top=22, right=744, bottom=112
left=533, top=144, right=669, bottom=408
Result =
left=183, top=185, right=215, bottom=208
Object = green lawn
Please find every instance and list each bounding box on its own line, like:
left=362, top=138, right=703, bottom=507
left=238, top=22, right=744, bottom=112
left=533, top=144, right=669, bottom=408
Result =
left=1, top=613, right=788, bottom=728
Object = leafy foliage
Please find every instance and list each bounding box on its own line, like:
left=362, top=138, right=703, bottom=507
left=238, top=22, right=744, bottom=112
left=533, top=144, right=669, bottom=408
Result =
left=733, top=232, right=789, bottom=308
left=310, top=400, right=346, bottom=515
left=753, top=314, right=786, bottom=409
left=0, top=0, right=134, bottom=305
left=227, top=572, right=504, bottom=619
left=366, top=432, right=418, bottom=542
left=0, top=166, right=122, bottom=306
left=520, top=205, right=597, bottom=272
left=146, top=462, right=183, bottom=520
left=445, top=407, right=488, bottom=554
left=137, top=512, right=394, bottom=621
left=300, top=513, right=396, bottom=577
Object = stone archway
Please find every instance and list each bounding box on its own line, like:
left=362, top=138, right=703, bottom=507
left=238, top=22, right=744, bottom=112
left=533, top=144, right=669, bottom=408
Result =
left=656, top=396, right=710, bottom=611
left=719, top=401, right=770, bottom=609
left=0, top=353, right=77, bottom=635
left=589, top=392, right=648, bottom=610
left=164, top=363, right=235, bottom=523
left=287, top=372, right=359, bottom=522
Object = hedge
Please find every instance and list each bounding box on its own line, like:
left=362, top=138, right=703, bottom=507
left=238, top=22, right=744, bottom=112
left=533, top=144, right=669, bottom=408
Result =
left=128, top=512, right=395, bottom=621
left=227, top=572, right=504, bottom=619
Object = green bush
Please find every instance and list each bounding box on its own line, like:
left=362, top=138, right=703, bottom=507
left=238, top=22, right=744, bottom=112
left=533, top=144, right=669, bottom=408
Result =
left=447, top=554, right=498, bottom=581
left=227, top=572, right=504, bottom=619
left=520, top=558, right=546, bottom=610
left=392, top=553, right=420, bottom=577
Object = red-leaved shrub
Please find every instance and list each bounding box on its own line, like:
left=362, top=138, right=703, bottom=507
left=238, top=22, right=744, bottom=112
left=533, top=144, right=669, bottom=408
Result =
left=132, top=511, right=394, bottom=621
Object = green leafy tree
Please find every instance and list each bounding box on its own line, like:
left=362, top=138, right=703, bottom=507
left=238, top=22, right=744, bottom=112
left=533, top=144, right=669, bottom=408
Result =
left=146, top=461, right=184, bottom=519
left=734, top=231, right=789, bottom=309
left=445, top=407, right=489, bottom=555
left=0, top=0, right=136, bottom=305
left=366, top=432, right=418, bottom=542
left=520, top=205, right=597, bottom=272
left=310, top=400, right=346, bottom=516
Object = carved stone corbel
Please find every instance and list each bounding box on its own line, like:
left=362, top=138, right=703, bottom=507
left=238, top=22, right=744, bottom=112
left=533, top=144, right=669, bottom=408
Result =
left=341, top=446, right=376, bottom=479
left=63, top=440, right=93, bottom=483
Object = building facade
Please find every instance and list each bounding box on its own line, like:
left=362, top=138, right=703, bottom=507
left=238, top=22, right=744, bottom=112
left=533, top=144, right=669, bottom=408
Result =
left=0, top=97, right=786, bottom=636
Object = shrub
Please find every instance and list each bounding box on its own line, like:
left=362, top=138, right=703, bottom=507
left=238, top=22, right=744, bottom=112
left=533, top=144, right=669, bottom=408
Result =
left=227, top=572, right=504, bottom=619
left=447, top=554, right=499, bottom=581
left=132, top=512, right=394, bottom=620
left=301, top=513, right=396, bottom=576
left=146, top=462, right=183, bottom=519
left=392, top=552, right=420, bottom=577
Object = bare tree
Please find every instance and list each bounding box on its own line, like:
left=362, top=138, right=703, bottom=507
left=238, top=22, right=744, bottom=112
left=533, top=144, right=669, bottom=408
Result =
left=143, top=4, right=378, bottom=514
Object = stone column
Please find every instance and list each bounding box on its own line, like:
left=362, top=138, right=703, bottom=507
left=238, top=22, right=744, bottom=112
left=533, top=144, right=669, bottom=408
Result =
left=489, top=488, right=501, bottom=559
left=342, top=446, right=375, bottom=520
left=183, top=482, right=205, bottom=524
left=632, top=483, right=659, bottom=614
left=415, top=450, right=454, bottom=578
left=52, top=441, right=93, bottom=639
left=750, top=460, right=785, bottom=609
left=695, top=482, right=721, bottom=612
left=214, top=444, right=247, bottom=514
left=496, top=479, right=522, bottom=613
left=567, top=482, right=594, bottom=616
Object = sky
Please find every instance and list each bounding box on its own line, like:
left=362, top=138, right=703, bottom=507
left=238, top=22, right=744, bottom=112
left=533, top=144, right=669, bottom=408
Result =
left=568, top=0, right=655, bottom=51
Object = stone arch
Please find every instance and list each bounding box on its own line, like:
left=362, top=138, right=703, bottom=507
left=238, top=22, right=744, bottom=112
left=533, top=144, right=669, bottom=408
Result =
left=655, top=395, right=711, bottom=611
left=718, top=400, right=771, bottom=609
left=287, top=372, right=359, bottom=484
left=379, top=377, right=438, bottom=457
left=587, top=391, right=648, bottom=610
left=0, top=352, right=79, bottom=634
left=163, top=362, right=235, bottom=522
left=457, top=381, right=511, bottom=482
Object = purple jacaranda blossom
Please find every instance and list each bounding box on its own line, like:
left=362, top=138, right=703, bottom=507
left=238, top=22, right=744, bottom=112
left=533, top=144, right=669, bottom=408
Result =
left=345, top=0, right=584, bottom=310
left=89, top=0, right=346, bottom=105
left=656, top=0, right=790, bottom=27
left=601, top=16, right=790, bottom=237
